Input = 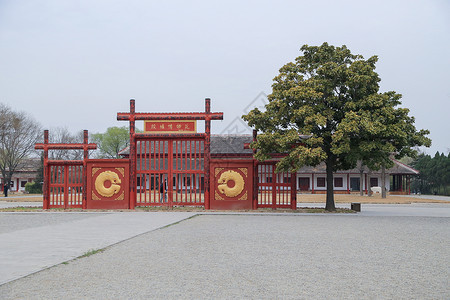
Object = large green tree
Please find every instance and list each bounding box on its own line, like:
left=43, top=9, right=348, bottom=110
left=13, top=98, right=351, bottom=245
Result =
left=91, top=126, right=130, bottom=159
left=243, top=43, right=430, bottom=211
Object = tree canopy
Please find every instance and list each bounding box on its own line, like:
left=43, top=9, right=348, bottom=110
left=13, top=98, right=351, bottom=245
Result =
left=91, top=126, right=130, bottom=159
left=412, top=151, right=450, bottom=196
left=243, top=43, right=431, bottom=211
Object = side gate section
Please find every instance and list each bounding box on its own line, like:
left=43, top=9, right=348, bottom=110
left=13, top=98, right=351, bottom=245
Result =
left=210, top=160, right=254, bottom=210
left=135, top=138, right=205, bottom=207
left=48, top=162, right=83, bottom=209
left=35, top=129, right=97, bottom=209
left=86, top=159, right=130, bottom=209
left=257, top=162, right=297, bottom=209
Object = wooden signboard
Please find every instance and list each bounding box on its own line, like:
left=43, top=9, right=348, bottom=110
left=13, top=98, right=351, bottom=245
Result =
left=144, top=120, right=197, bottom=133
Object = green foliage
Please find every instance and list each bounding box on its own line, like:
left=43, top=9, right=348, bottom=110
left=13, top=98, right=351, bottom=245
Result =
left=91, top=126, right=130, bottom=159
left=412, top=152, right=450, bottom=195
left=78, top=248, right=104, bottom=258
left=243, top=43, right=431, bottom=210
left=25, top=181, right=42, bottom=194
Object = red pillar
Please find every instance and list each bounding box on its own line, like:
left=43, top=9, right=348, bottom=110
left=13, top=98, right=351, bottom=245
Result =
left=43, top=130, right=49, bottom=210
left=82, top=130, right=88, bottom=209
left=168, top=141, right=173, bottom=209
left=63, top=166, right=68, bottom=209
left=252, top=130, right=258, bottom=210
left=311, top=173, right=315, bottom=194
left=129, top=100, right=136, bottom=209
left=291, top=171, right=297, bottom=210
left=204, top=98, right=211, bottom=209
left=365, top=174, right=368, bottom=194
left=271, top=165, right=276, bottom=210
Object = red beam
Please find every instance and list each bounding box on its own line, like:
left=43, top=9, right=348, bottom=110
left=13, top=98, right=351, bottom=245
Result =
left=35, top=144, right=97, bottom=150
left=135, top=133, right=206, bottom=139
left=47, top=160, right=84, bottom=166
left=117, top=112, right=223, bottom=121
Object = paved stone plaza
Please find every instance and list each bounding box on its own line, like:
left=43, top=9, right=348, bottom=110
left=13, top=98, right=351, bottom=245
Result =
left=0, top=204, right=449, bottom=299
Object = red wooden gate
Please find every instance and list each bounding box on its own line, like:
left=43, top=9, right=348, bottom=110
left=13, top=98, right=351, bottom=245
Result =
left=257, top=162, right=296, bottom=209
left=135, top=138, right=205, bottom=207
left=118, top=98, right=223, bottom=209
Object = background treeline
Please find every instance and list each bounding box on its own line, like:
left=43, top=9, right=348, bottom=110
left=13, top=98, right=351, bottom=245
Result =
left=411, top=152, right=450, bottom=196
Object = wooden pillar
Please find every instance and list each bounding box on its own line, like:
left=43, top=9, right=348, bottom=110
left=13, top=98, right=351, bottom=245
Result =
left=82, top=130, right=88, bottom=209
left=43, top=130, right=49, bottom=210
left=204, top=98, right=211, bottom=210
left=311, top=173, right=315, bottom=194
left=347, top=173, right=350, bottom=194
left=63, top=166, right=68, bottom=209
left=400, top=175, right=403, bottom=193
left=365, top=174, right=368, bottom=195
left=168, top=141, right=173, bottom=209
left=129, top=99, right=136, bottom=209
left=407, top=175, right=411, bottom=194
left=291, top=171, right=296, bottom=210
left=252, top=130, right=258, bottom=210
left=271, top=164, right=276, bottom=210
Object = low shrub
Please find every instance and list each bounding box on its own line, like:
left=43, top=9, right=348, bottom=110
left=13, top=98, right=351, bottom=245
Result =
left=25, top=181, right=42, bottom=194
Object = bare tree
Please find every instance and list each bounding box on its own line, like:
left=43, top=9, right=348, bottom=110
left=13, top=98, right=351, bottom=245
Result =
left=48, top=127, right=84, bottom=160
left=0, top=103, right=42, bottom=186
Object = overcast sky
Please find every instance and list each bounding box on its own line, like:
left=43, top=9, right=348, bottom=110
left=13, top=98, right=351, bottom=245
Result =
left=0, top=0, right=449, bottom=155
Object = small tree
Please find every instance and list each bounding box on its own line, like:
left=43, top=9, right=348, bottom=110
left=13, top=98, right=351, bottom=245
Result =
left=25, top=154, right=44, bottom=194
left=243, top=43, right=430, bottom=211
left=0, top=103, right=41, bottom=187
left=91, top=126, right=130, bottom=159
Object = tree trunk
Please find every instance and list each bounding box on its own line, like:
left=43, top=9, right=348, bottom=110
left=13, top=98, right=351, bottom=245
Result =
left=381, top=165, right=387, bottom=198
left=359, top=169, right=364, bottom=196
left=367, top=170, right=373, bottom=197
left=325, top=160, right=335, bottom=211
left=2, top=174, right=12, bottom=193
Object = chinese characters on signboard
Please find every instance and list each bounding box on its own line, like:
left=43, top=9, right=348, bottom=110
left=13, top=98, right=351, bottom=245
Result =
left=144, top=120, right=197, bottom=133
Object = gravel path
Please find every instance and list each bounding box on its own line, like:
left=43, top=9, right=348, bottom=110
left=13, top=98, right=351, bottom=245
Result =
left=1, top=214, right=448, bottom=299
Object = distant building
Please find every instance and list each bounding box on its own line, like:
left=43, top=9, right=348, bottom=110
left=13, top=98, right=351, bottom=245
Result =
left=119, top=134, right=418, bottom=195
left=2, top=158, right=40, bottom=192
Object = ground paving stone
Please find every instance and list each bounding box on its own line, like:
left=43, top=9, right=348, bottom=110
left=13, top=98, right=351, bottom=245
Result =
left=1, top=214, right=448, bottom=299
left=0, top=212, right=195, bottom=285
